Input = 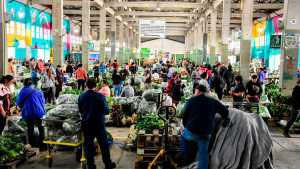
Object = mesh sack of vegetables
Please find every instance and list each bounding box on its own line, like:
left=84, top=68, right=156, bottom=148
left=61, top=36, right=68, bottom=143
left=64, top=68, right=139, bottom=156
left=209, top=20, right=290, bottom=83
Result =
left=137, top=99, right=157, bottom=115
left=57, top=94, right=79, bottom=105
left=47, top=104, right=80, bottom=120
left=142, top=89, right=162, bottom=102
left=183, top=83, right=193, bottom=97
left=62, top=118, right=81, bottom=135
left=176, top=101, right=186, bottom=118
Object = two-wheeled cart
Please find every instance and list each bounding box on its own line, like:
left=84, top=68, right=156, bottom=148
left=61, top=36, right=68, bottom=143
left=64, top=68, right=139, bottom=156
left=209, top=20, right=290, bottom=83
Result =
left=43, top=119, right=86, bottom=168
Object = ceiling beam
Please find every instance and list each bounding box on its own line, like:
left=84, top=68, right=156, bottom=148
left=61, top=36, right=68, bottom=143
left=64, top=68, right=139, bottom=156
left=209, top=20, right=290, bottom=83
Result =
left=231, top=3, right=284, bottom=10
left=106, top=1, right=201, bottom=9
left=125, top=17, right=189, bottom=23
left=118, top=11, right=196, bottom=17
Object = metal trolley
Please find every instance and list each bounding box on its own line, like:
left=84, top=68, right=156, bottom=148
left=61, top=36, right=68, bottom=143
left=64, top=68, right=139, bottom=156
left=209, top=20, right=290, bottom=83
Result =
left=43, top=118, right=86, bottom=168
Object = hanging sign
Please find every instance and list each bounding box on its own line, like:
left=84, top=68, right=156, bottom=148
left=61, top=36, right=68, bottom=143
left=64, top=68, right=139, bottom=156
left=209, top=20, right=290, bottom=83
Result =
left=139, top=20, right=165, bottom=38
left=270, top=35, right=281, bottom=48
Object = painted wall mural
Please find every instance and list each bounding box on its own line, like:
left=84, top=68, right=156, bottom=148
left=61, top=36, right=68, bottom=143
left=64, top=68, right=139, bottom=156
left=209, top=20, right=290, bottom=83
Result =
left=5, top=1, right=71, bottom=62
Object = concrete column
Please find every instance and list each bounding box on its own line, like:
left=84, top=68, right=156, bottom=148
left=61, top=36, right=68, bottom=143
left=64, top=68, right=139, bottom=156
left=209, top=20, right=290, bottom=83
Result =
left=129, top=28, right=134, bottom=50
left=279, top=0, right=300, bottom=93
left=82, top=0, right=90, bottom=70
left=210, top=10, right=217, bottom=65
left=240, top=0, right=253, bottom=80
left=190, top=30, right=194, bottom=50
left=194, top=27, right=198, bottom=50
left=110, top=16, right=116, bottom=59
left=203, top=17, right=208, bottom=64
left=221, top=0, right=231, bottom=65
left=52, top=0, right=63, bottom=66
left=198, top=22, right=203, bottom=50
left=99, top=8, right=106, bottom=62
left=0, top=0, right=7, bottom=75
left=118, top=21, right=124, bottom=63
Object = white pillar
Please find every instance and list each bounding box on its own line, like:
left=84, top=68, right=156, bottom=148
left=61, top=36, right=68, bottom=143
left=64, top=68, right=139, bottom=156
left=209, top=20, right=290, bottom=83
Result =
left=279, top=0, right=300, bottom=93
left=129, top=28, right=134, bottom=50
left=99, top=8, right=106, bottom=62
left=52, top=0, right=63, bottom=66
left=0, top=0, right=7, bottom=75
left=221, top=0, right=231, bottom=65
left=110, top=16, right=116, bottom=59
left=240, top=0, right=253, bottom=81
left=210, top=9, right=217, bottom=65
left=118, top=21, right=124, bottom=63
left=82, top=0, right=90, bottom=70
left=198, top=21, right=203, bottom=50
left=194, top=27, right=198, bottom=50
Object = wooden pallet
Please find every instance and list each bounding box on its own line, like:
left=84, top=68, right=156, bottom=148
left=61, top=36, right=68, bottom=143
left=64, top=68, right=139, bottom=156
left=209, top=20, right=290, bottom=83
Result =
left=135, top=129, right=180, bottom=169
left=0, top=150, right=37, bottom=169
left=137, top=129, right=180, bottom=148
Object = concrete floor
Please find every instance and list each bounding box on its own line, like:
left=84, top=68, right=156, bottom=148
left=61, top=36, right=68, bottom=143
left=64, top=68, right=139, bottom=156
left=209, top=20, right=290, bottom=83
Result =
left=17, top=127, right=300, bottom=169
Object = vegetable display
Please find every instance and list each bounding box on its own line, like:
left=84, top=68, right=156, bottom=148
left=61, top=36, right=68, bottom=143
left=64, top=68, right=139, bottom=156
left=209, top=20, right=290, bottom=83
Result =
left=135, top=113, right=164, bottom=133
left=0, top=135, right=25, bottom=163
left=265, top=82, right=291, bottom=117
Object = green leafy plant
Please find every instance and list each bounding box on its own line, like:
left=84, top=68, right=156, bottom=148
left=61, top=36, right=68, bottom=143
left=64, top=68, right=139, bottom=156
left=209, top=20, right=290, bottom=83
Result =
left=135, top=113, right=164, bottom=133
left=265, top=82, right=291, bottom=117
left=0, top=135, right=25, bottom=163
left=60, top=88, right=83, bottom=95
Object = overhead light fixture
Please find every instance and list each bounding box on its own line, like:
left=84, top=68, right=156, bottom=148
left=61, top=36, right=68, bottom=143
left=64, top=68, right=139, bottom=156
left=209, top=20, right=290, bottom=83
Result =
left=118, top=0, right=122, bottom=2
left=129, top=8, right=132, bottom=12
left=124, top=6, right=127, bottom=10
left=133, top=15, right=136, bottom=18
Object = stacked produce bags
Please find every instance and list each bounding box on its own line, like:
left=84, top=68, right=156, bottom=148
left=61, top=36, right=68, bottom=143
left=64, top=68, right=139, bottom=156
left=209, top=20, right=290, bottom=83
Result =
left=137, top=89, right=161, bottom=114
left=45, top=94, right=81, bottom=140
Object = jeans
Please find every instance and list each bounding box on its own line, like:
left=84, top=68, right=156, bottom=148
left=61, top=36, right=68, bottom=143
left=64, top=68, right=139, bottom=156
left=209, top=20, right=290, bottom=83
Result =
left=180, top=128, right=211, bottom=169
left=26, top=119, right=44, bottom=148
left=78, top=80, right=86, bottom=91
left=83, top=127, right=113, bottom=169
left=113, top=84, right=122, bottom=97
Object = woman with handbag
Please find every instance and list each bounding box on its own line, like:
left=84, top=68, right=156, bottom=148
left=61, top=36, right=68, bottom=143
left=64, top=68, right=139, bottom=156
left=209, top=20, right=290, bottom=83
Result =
left=0, top=75, right=14, bottom=134
left=41, top=68, right=55, bottom=104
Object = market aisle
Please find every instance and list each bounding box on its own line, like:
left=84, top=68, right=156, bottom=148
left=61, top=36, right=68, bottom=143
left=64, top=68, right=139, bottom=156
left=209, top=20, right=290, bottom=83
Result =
left=18, top=128, right=135, bottom=169
left=272, top=129, right=300, bottom=169
left=18, top=128, right=300, bottom=169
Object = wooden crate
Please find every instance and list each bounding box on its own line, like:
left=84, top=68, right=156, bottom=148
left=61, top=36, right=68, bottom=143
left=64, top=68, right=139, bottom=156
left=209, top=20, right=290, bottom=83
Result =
left=135, top=129, right=180, bottom=169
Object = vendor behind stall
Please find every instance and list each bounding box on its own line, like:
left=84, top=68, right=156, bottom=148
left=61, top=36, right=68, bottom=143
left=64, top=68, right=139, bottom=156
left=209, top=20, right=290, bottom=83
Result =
left=121, top=81, right=135, bottom=97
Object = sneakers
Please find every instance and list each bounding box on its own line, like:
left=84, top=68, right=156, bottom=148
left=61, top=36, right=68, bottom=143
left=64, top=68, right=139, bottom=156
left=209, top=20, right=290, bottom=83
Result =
left=283, top=131, right=291, bottom=138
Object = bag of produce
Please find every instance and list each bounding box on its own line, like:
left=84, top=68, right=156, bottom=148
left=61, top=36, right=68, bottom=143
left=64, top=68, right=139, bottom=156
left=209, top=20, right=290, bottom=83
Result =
left=137, top=99, right=157, bottom=115
left=142, top=89, right=162, bottom=102
left=57, top=94, right=79, bottom=104
left=176, top=102, right=186, bottom=118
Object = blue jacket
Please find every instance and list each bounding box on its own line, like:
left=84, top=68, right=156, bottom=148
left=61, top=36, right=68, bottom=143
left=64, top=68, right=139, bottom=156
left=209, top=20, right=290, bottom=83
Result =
left=17, top=86, right=45, bottom=120
left=78, top=90, right=109, bottom=129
